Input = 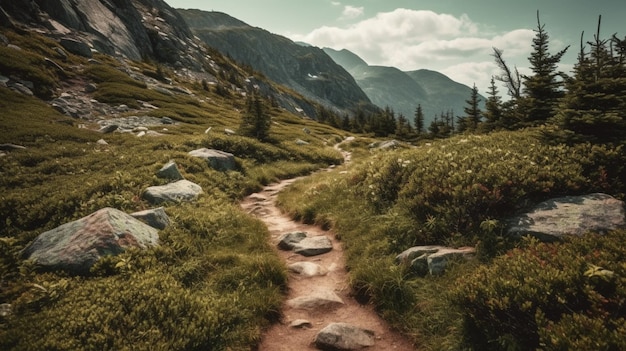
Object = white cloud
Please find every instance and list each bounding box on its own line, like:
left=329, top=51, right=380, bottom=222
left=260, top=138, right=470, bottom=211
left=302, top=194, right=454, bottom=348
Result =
left=289, top=8, right=537, bottom=94
left=331, top=1, right=341, bottom=5
left=341, top=5, right=364, bottom=20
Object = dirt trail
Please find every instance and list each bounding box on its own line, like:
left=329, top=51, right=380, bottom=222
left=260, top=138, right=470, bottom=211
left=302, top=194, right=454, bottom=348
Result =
left=241, top=145, right=415, bottom=350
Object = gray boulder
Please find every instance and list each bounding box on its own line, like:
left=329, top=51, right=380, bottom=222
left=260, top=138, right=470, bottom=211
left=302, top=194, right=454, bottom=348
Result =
left=130, top=207, right=170, bottom=230
left=188, top=148, right=236, bottom=171
left=59, top=37, right=92, bottom=58
left=396, top=245, right=475, bottom=275
left=314, top=322, right=375, bottom=350
left=277, top=231, right=333, bottom=257
left=142, top=179, right=202, bottom=204
left=21, top=207, right=158, bottom=275
left=507, top=193, right=626, bottom=241
left=156, top=160, right=184, bottom=180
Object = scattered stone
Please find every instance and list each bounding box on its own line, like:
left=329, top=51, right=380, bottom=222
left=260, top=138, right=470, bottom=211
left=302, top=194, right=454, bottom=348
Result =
left=287, top=291, right=344, bottom=310
left=0, top=144, right=26, bottom=151
left=224, top=128, right=236, bottom=135
left=0, top=303, right=11, bottom=318
left=96, top=139, right=108, bottom=145
left=188, top=148, right=236, bottom=171
left=84, top=83, right=97, bottom=93
left=59, top=37, right=93, bottom=58
left=295, top=139, right=309, bottom=145
left=204, top=126, right=212, bottom=134
left=289, top=319, right=312, bottom=329
left=156, top=160, right=184, bottom=180
left=160, top=116, right=174, bottom=124
left=288, top=261, right=328, bottom=277
left=21, top=207, right=159, bottom=275
left=396, top=245, right=475, bottom=275
left=131, top=207, right=170, bottom=230
left=7, top=81, right=33, bottom=96
left=303, top=127, right=311, bottom=134
left=507, top=193, right=626, bottom=241
left=136, top=131, right=146, bottom=137
left=142, top=179, right=203, bottom=204
left=293, top=236, right=333, bottom=257
left=277, top=231, right=308, bottom=250
left=98, top=124, right=118, bottom=134
left=314, top=323, right=376, bottom=350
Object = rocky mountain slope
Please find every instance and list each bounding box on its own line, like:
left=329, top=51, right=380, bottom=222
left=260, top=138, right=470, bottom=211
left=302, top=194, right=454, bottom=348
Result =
left=178, top=9, right=379, bottom=117
left=324, top=47, right=485, bottom=126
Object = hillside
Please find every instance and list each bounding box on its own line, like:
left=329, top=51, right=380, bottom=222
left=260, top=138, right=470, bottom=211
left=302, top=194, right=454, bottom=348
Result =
left=178, top=9, right=379, bottom=118
left=324, top=47, right=485, bottom=126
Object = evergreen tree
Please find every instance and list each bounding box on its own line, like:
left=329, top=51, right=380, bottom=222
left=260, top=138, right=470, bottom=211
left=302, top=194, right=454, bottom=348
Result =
left=239, top=93, right=271, bottom=141
left=462, top=84, right=482, bottom=132
left=414, top=104, right=425, bottom=135
left=395, top=113, right=409, bottom=139
left=481, top=77, right=503, bottom=132
left=554, top=16, right=626, bottom=142
left=522, top=11, right=569, bottom=126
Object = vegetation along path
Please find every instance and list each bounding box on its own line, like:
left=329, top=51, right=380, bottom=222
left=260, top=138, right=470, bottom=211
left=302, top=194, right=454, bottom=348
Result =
left=241, top=144, right=415, bottom=350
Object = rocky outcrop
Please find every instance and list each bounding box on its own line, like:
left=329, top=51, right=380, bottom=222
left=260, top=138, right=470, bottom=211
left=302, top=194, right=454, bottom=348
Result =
left=142, top=179, right=203, bottom=204
left=396, top=245, right=475, bottom=275
left=188, top=148, right=236, bottom=171
left=507, top=193, right=626, bottom=241
left=314, top=323, right=376, bottom=350
left=178, top=9, right=379, bottom=117
left=21, top=207, right=159, bottom=275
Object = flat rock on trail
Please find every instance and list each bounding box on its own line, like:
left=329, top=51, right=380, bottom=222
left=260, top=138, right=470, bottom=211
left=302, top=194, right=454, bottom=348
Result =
left=241, top=174, right=415, bottom=350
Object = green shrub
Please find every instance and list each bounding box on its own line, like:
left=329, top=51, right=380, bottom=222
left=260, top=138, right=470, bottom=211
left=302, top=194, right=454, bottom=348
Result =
left=450, top=231, right=626, bottom=351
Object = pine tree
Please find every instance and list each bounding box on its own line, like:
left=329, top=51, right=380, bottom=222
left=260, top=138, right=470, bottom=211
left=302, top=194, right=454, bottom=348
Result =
left=554, top=16, right=626, bottom=142
left=239, top=93, right=271, bottom=141
left=481, top=77, right=503, bottom=132
left=522, top=11, right=569, bottom=126
left=461, top=84, right=482, bottom=132
left=414, top=104, right=425, bottom=135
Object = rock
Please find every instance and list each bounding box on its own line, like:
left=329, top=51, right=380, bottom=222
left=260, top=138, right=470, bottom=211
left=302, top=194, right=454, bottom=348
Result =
left=160, top=116, right=174, bottom=124
left=314, top=323, right=375, bottom=350
left=0, top=144, right=26, bottom=151
left=303, top=127, right=311, bottom=134
left=507, top=193, right=626, bottom=241
left=84, top=83, right=97, bottom=93
left=59, top=37, right=93, bottom=58
left=288, top=262, right=328, bottom=277
left=44, top=57, right=64, bottom=72
left=7, top=81, right=33, bottom=96
left=293, top=236, right=333, bottom=257
left=96, top=139, right=108, bottom=145
left=295, top=139, right=309, bottom=145
left=277, top=231, right=333, bottom=256
left=188, top=148, right=236, bottom=171
left=289, top=319, right=312, bottom=329
left=0, top=303, right=11, bottom=318
left=224, top=128, right=236, bottom=135
left=277, top=231, right=308, bottom=250
left=156, top=160, right=184, bottom=180
left=287, top=291, right=344, bottom=310
left=142, top=179, right=202, bottom=204
left=21, top=208, right=159, bottom=275
left=130, top=207, right=170, bottom=230
left=54, top=47, right=68, bottom=61
left=98, top=124, right=118, bottom=134
left=396, top=245, right=475, bottom=275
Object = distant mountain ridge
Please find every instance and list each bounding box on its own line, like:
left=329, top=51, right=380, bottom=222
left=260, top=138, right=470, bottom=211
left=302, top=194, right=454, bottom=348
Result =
left=178, top=9, right=379, bottom=117
left=323, top=47, right=484, bottom=126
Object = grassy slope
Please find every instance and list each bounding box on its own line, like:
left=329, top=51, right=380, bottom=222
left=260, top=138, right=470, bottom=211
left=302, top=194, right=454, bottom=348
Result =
left=0, top=29, right=346, bottom=350
left=277, top=131, right=626, bottom=350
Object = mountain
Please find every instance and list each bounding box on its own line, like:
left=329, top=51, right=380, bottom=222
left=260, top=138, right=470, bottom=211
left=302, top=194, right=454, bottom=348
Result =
left=178, top=9, right=378, bottom=118
left=324, top=47, right=484, bottom=126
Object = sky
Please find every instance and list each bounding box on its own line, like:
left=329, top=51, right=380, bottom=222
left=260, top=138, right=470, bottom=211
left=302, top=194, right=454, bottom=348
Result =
left=167, top=0, right=626, bottom=96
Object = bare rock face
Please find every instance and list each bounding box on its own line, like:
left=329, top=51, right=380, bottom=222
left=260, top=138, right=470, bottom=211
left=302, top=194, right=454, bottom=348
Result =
left=22, top=207, right=159, bottom=275
left=314, top=322, right=376, bottom=350
left=507, top=193, right=626, bottom=241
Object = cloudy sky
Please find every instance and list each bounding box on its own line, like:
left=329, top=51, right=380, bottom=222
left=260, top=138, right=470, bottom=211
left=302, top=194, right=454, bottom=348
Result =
left=167, top=0, right=625, bottom=96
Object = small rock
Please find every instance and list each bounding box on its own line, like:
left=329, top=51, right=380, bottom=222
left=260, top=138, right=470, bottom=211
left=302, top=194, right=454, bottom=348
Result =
left=288, top=262, right=328, bottom=277
left=84, top=83, right=97, bottom=93
left=314, top=323, right=375, bottom=350
left=0, top=144, right=26, bottom=151
left=96, top=139, right=108, bottom=145
left=131, top=207, right=170, bottom=230
left=136, top=131, right=146, bottom=137
left=293, top=236, right=333, bottom=257
left=224, top=128, right=236, bottom=135
left=295, top=139, right=309, bottom=145
left=289, top=319, right=312, bottom=329
left=156, top=160, right=184, bottom=180
left=59, top=37, right=92, bottom=58
left=98, top=124, right=118, bottom=134
left=396, top=245, right=475, bottom=276
left=287, top=291, right=344, bottom=310
left=277, top=231, right=308, bottom=250
left=0, top=303, right=11, bottom=318
left=44, top=58, right=64, bottom=72
left=142, top=179, right=203, bottom=204
left=160, top=116, right=174, bottom=124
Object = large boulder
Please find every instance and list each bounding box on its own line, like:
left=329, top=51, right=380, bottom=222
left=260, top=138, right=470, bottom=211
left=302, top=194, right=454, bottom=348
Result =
left=142, top=179, right=202, bottom=204
left=188, top=148, right=236, bottom=171
left=314, top=322, right=376, bottom=350
left=21, top=207, right=159, bottom=275
left=507, top=193, right=626, bottom=241
left=396, top=245, right=475, bottom=275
